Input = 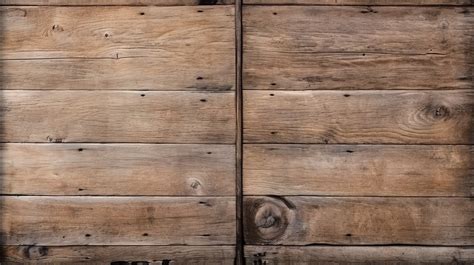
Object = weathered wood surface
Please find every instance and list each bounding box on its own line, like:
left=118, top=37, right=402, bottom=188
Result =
left=244, top=144, right=473, bottom=196
left=244, top=196, right=473, bottom=245
left=1, top=144, right=235, bottom=196
left=1, top=246, right=235, bottom=265
left=0, top=6, right=234, bottom=91
left=0, top=91, right=235, bottom=143
left=244, top=0, right=472, bottom=5
left=244, top=6, right=473, bottom=90
left=244, top=90, right=473, bottom=144
left=0, top=0, right=234, bottom=5
left=1, top=196, right=235, bottom=245
left=245, top=246, right=474, bottom=265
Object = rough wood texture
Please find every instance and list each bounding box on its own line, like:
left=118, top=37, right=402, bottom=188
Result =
left=245, top=246, right=474, bottom=265
left=1, top=144, right=235, bottom=196
left=1, top=246, right=235, bottom=265
left=0, top=91, right=235, bottom=143
left=244, top=90, right=473, bottom=144
left=1, top=196, right=235, bottom=245
left=244, top=0, right=472, bottom=5
left=244, top=6, right=473, bottom=90
left=0, top=6, right=234, bottom=91
left=244, top=144, right=473, bottom=196
left=244, top=196, right=473, bottom=245
left=0, top=0, right=234, bottom=5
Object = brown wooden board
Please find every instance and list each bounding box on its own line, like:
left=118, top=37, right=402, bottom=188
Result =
left=244, top=196, right=473, bottom=245
left=0, top=91, right=235, bottom=143
left=244, top=0, right=472, bottom=5
left=1, top=196, right=235, bottom=245
left=0, top=6, right=234, bottom=91
left=243, top=144, right=473, bottom=196
left=0, top=0, right=234, bottom=5
left=1, top=246, right=235, bottom=264
left=244, top=6, right=473, bottom=90
left=244, top=246, right=474, bottom=265
left=1, top=144, right=235, bottom=196
left=243, top=90, right=473, bottom=144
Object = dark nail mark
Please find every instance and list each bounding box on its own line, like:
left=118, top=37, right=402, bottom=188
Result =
left=346, top=233, right=352, bottom=237
left=105, top=33, right=109, bottom=38
left=196, top=76, right=204, bottom=80
left=199, top=201, right=212, bottom=207
left=346, top=150, right=354, bottom=153
left=344, top=94, right=350, bottom=97
left=200, top=99, right=207, bottom=102
left=78, top=148, right=83, bottom=152
left=271, top=83, right=277, bottom=86
left=85, top=234, right=91, bottom=237
left=207, top=151, right=212, bottom=154
left=269, top=94, right=274, bottom=96
left=198, top=0, right=217, bottom=4
left=142, top=233, right=149, bottom=236
left=78, top=188, right=85, bottom=191
left=141, top=94, right=145, bottom=97
left=139, top=12, right=145, bottom=15
left=273, top=12, right=277, bottom=15
left=197, top=10, right=204, bottom=12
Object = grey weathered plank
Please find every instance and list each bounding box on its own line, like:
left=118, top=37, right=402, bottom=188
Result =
left=244, top=196, right=474, bottom=245
left=244, top=0, right=472, bottom=5
left=0, top=0, right=234, bottom=5
left=244, top=144, right=473, bottom=196
left=244, top=90, right=473, bottom=144
left=1, top=246, right=235, bottom=265
left=244, top=246, right=474, bottom=265
left=0, top=91, right=235, bottom=143
left=1, top=144, right=235, bottom=196
left=244, top=6, right=473, bottom=90
left=0, top=6, right=234, bottom=91
left=1, top=196, right=235, bottom=245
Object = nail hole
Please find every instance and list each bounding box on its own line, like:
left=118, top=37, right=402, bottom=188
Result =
left=105, top=33, right=109, bottom=38
left=207, top=152, right=212, bottom=154
left=78, top=188, right=85, bottom=191
left=271, top=83, right=277, bottom=86
left=362, top=53, right=365, bottom=56
left=197, top=76, right=204, bottom=80
left=269, top=94, right=274, bottom=96
left=346, top=150, right=354, bottom=153
left=344, top=94, right=351, bottom=97
left=271, top=131, right=277, bottom=135
left=346, top=233, right=352, bottom=237
left=140, top=12, right=145, bottom=15
left=273, top=12, right=277, bottom=15
left=197, top=10, right=203, bottom=12
left=141, top=94, right=145, bottom=97
left=200, top=99, right=207, bottom=102
left=85, top=234, right=91, bottom=237
left=78, top=148, right=83, bottom=152
left=142, top=233, right=149, bottom=236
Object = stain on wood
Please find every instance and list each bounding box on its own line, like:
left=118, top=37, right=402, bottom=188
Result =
left=1, top=144, right=235, bottom=196
left=244, top=144, right=473, bottom=196
left=244, top=196, right=473, bottom=245
left=244, top=90, right=473, bottom=144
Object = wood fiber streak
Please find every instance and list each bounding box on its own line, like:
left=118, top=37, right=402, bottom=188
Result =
left=244, top=246, right=474, bottom=265
left=1, top=246, right=235, bottom=264
left=0, top=91, right=235, bottom=143
left=1, top=196, right=236, bottom=245
left=244, top=90, right=473, bottom=144
left=0, top=0, right=234, bottom=5
left=244, top=6, right=473, bottom=90
left=244, top=144, right=473, bottom=196
left=0, top=6, right=234, bottom=91
left=244, top=196, right=474, bottom=245
left=243, top=0, right=472, bottom=5
left=1, top=144, right=235, bottom=196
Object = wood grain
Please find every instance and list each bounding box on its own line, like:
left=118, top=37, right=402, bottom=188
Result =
left=244, top=0, right=472, bottom=5
left=244, top=144, right=473, bottom=196
left=1, top=246, right=235, bottom=265
left=0, top=91, right=235, bottom=143
left=243, top=90, right=473, bottom=144
left=1, top=144, right=235, bottom=196
left=245, top=246, right=474, bottom=265
left=1, top=196, right=235, bottom=245
left=0, top=0, right=234, bottom=5
left=0, top=6, right=234, bottom=91
left=244, top=6, right=473, bottom=90
left=244, top=196, right=474, bottom=245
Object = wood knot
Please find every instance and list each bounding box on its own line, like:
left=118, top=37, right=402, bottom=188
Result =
left=245, top=197, right=293, bottom=243
left=24, top=246, right=48, bottom=259
left=434, top=106, right=449, bottom=118
left=51, top=24, right=64, bottom=32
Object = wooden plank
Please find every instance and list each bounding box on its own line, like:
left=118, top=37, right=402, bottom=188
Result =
left=243, top=90, right=473, bottom=144
left=244, top=6, right=473, bottom=90
left=244, top=144, right=473, bottom=196
left=0, top=0, right=234, bottom=5
left=244, top=196, right=473, bottom=245
left=244, top=246, right=474, bottom=265
left=1, top=246, right=235, bottom=265
left=1, top=196, right=235, bottom=245
left=1, top=144, right=235, bottom=196
left=0, top=6, right=234, bottom=91
left=0, top=91, right=235, bottom=143
left=244, top=0, right=472, bottom=5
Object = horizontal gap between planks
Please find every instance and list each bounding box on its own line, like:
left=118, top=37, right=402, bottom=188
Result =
left=247, top=243, right=474, bottom=247
left=243, top=4, right=474, bottom=7
left=0, top=195, right=237, bottom=197
left=0, top=89, right=234, bottom=92
left=243, top=195, right=474, bottom=198
left=242, top=143, right=474, bottom=146
left=3, top=142, right=473, bottom=146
